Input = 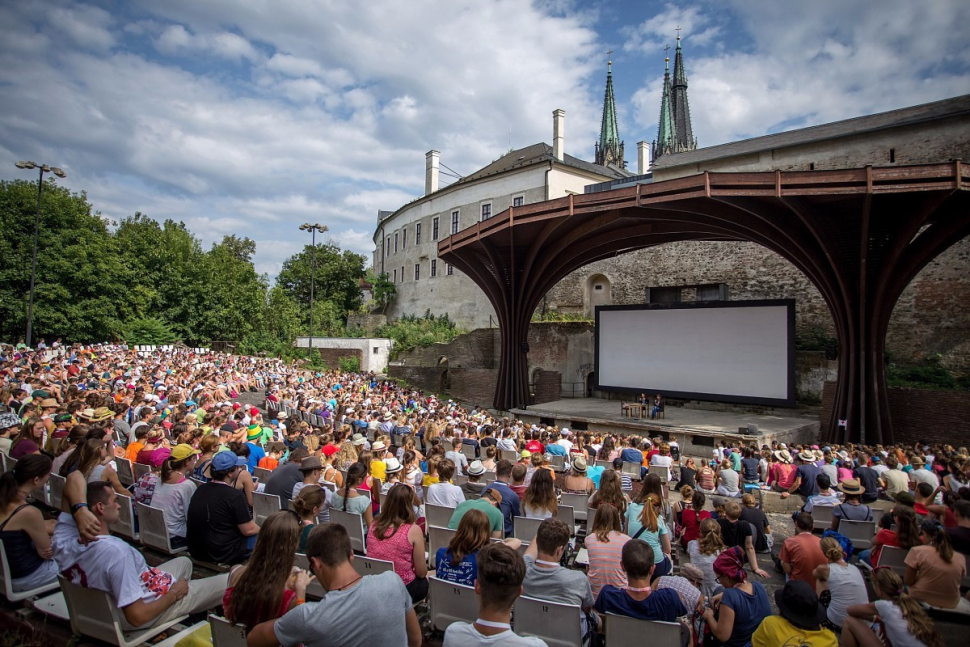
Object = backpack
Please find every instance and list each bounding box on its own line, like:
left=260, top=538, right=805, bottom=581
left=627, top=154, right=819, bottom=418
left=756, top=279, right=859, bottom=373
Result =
left=821, top=529, right=854, bottom=561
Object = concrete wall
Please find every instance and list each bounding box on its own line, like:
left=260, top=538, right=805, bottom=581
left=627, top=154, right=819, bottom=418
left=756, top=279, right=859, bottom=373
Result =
left=346, top=313, right=387, bottom=335
left=295, top=337, right=392, bottom=373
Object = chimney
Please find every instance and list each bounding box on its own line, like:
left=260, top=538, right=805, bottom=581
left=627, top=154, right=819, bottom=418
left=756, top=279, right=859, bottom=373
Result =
left=552, top=109, right=565, bottom=161
left=637, top=141, right=650, bottom=175
left=425, top=150, right=440, bottom=195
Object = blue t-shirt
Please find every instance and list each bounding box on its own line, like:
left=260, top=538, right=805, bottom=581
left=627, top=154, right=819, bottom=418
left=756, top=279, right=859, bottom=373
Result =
left=482, top=481, right=521, bottom=537
left=795, top=463, right=820, bottom=497
left=545, top=443, right=567, bottom=456
left=593, top=586, right=686, bottom=622
left=434, top=548, right=478, bottom=586
left=719, top=582, right=771, bottom=647
left=620, top=448, right=644, bottom=465
left=245, top=442, right=266, bottom=474
left=589, top=465, right=606, bottom=488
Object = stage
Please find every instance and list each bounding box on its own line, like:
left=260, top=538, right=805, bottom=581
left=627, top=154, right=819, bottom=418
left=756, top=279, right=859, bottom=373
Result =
left=509, top=398, right=820, bottom=457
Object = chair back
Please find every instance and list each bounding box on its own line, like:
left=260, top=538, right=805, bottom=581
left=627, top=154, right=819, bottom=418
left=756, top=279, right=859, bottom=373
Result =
left=209, top=614, right=248, bottom=647
left=253, top=467, right=273, bottom=483
left=561, top=493, right=589, bottom=522
left=0, top=538, right=58, bottom=601
left=441, top=440, right=454, bottom=452
left=513, top=596, right=582, bottom=647
left=513, top=516, right=543, bottom=541
left=876, top=546, right=909, bottom=575
left=293, top=553, right=325, bottom=598
left=548, top=454, right=566, bottom=472
left=460, top=444, right=477, bottom=460
left=500, top=449, right=518, bottom=463
left=352, top=556, right=395, bottom=577
left=595, top=460, right=613, bottom=471
left=428, top=576, right=477, bottom=631
left=811, top=505, right=834, bottom=530
left=604, top=614, right=684, bottom=647
left=557, top=505, right=576, bottom=534
left=114, top=457, right=134, bottom=486
left=428, top=525, right=458, bottom=569
left=483, top=471, right=497, bottom=482
left=454, top=474, right=469, bottom=486
left=621, top=461, right=642, bottom=481
left=109, top=495, right=138, bottom=540
left=0, top=452, right=6, bottom=473
left=31, top=482, right=50, bottom=507
left=132, top=462, right=151, bottom=482
left=135, top=503, right=184, bottom=554
left=252, top=492, right=282, bottom=526
left=330, top=508, right=367, bottom=554
left=426, top=503, right=456, bottom=529
left=839, top=519, right=876, bottom=550
left=49, top=473, right=66, bottom=511
left=648, top=465, right=671, bottom=482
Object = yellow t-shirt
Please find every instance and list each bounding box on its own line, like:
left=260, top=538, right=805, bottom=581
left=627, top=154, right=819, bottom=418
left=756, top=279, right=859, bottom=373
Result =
left=370, top=459, right=387, bottom=482
left=752, top=616, right=838, bottom=647
left=423, top=475, right=439, bottom=487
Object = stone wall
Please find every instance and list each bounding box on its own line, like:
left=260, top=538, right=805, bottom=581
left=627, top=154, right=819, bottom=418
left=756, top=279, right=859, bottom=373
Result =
left=820, top=382, right=970, bottom=446
left=533, top=370, right=562, bottom=404
left=316, top=347, right=361, bottom=371
left=346, top=313, right=387, bottom=335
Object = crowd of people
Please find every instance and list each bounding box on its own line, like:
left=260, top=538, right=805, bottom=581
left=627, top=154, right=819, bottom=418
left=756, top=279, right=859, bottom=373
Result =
left=0, top=341, right=968, bottom=646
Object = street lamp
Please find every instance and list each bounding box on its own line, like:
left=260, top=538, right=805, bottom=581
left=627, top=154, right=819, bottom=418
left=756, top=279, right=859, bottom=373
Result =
left=299, top=223, right=328, bottom=348
left=15, top=161, right=66, bottom=348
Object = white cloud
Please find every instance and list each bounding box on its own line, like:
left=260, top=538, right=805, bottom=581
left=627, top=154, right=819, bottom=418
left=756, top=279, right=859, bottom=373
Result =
left=47, top=4, right=115, bottom=51
left=154, top=24, right=259, bottom=62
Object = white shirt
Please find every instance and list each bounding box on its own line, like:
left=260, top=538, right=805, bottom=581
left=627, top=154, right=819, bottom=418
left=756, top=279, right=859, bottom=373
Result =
left=444, top=622, right=548, bottom=646
left=427, top=482, right=465, bottom=508
left=557, top=439, right=573, bottom=453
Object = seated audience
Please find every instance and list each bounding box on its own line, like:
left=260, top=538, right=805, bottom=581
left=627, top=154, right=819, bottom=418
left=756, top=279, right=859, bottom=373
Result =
left=149, top=444, right=200, bottom=548
left=185, top=451, right=259, bottom=565
left=293, top=485, right=327, bottom=551
left=523, top=519, right=595, bottom=640
left=584, top=503, right=632, bottom=598
left=702, top=547, right=772, bottom=647
left=481, top=460, right=521, bottom=538
left=54, top=481, right=228, bottom=630
left=224, top=511, right=311, bottom=631
left=522, top=468, right=558, bottom=519
left=852, top=452, right=880, bottom=503
left=858, top=504, right=920, bottom=567
left=625, top=492, right=673, bottom=578
left=947, top=498, right=970, bottom=554
left=447, top=489, right=505, bottom=537
left=588, top=470, right=629, bottom=520
left=717, top=500, right=769, bottom=578
left=460, top=460, right=488, bottom=500
left=562, top=456, right=595, bottom=495
left=677, top=489, right=709, bottom=549
left=263, top=448, right=309, bottom=506
left=594, top=540, right=688, bottom=622
left=365, top=483, right=429, bottom=603
left=752, top=580, right=837, bottom=647
left=780, top=512, right=827, bottom=589
left=688, top=517, right=726, bottom=598
left=247, top=523, right=422, bottom=647
left=442, top=543, right=547, bottom=647
left=904, top=518, right=967, bottom=609
left=436, top=508, right=521, bottom=586
left=716, top=458, right=742, bottom=497
left=427, top=459, right=465, bottom=507
left=0, top=454, right=59, bottom=591
left=842, top=568, right=943, bottom=647
left=133, top=445, right=169, bottom=506
left=332, top=462, right=375, bottom=528
left=800, top=473, right=841, bottom=514
left=813, top=537, right=867, bottom=629
left=830, top=479, right=872, bottom=530
left=739, top=493, right=772, bottom=553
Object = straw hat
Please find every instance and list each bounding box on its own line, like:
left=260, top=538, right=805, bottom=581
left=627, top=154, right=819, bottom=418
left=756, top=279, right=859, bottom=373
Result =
left=571, top=456, right=588, bottom=473
left=385, top=457, right=403, bottom=473
left=837, top=478, right=865, bottom=496
left=467, top=460, right=485, bottom=476
left=773, top=450, right=792, bottom=464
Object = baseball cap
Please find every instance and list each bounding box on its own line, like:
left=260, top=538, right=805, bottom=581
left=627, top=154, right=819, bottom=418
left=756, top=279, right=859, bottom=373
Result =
left=171, top=444, right=202, bottom=462
left=211, top=451, right=247, bottom=471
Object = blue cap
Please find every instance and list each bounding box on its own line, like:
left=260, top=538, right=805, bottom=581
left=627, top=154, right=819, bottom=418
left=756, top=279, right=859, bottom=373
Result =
left=211, top=452, right=247, bottom=471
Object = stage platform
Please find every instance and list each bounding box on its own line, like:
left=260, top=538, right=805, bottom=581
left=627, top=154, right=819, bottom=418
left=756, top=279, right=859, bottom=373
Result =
left=509, top=398, right=820, bottom=457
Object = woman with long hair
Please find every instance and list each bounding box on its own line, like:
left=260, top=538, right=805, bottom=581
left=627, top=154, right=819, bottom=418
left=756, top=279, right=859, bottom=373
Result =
left=813, top=536, right=868, bottom=630
left=435, top=508, right=491, bottom=586
left=0, top=454, right=59, bottom=591
left=10, top=417, right=45, bottom=459
left=597, top=435, right=616, bottom=462
left=60, top=434, right=129, bottom=495
left=701, top=546, right=771, bottom=646
left=151, top=444, right=200, bottom=548
left=562, top=456, right=595, bottom=496
left=334, top=440, right=358, bottom=471
left=589, top=469, right=630, bottom=520
left=626, top=492, right=673, bottom=579
left=860, top=505, right=920, bottom=567
left=332, top=462, right=374, bottom=527
left=402, top=450, right=424, bottom=498
left=904, top=519, right=967, bottom=608
left=677, top=488, right=711, bottom=549
left=842, top=568, right=943, bottom=647
left=584, top=503, right=632, bottom=598
left=632, top=473, right=672, bottom=527
left=192, top=434, right=220, bottom=482
left=292, top=485, right=326, bottom=552
left=51, top=426, right=88, bottom=476
left=522, top=468, right=557, bottom=519
left=228, top=442, right=256, bottom=508
left=365, top=484, right=428, bottom=603
left=688, top=517, right=725, bottom=598
left=223, top=511, right=311, bottom=632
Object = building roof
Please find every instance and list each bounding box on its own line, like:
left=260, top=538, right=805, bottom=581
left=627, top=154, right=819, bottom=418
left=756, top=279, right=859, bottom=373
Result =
left=654, top=94, right=970, bottom=169
left=461, top=142, right=630, bottom=183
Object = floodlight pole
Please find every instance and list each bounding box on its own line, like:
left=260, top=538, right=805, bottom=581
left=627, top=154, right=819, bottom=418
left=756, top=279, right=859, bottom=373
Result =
left=299, top=223, right=328, bottom=351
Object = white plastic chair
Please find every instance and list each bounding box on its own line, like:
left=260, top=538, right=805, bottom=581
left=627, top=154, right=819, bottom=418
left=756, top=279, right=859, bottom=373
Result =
left=500, top=449, right=518, bottom=463
left=548, top=454, right=566, bottom=472
left=253, top=467, right=273, bottom=484
left=352, top=555, right=395, bottom=578
left=109, top=494, right=139, bottom=541
left=621, top=461, right=642, bottom=481
left=595, top=460, right=613, bottom=471
left=294, top=553, right=326, bottom=599
left=839, top=519, right=876, bottom=550
left=114, top=457, right=134, bottom=487
left=460, top=444, right=477, bottom=460
left=604, top=614, right=685, bottom=647
left=513, top=516, right=543, bottom=542
left=875, top=546, right=908, bottom=575
left=209, top=615, right=247, bottom=647
left=252, top=491, right=282, bottom=526
left=49, top=473, right=66, bottom=512
left=428, top=525, right=458, bottom=570
left=648, top=464, right=671, bottom=483
left=0, top=539, right=59, bottom=602
left=561, top=493, right=589, bottom=523
left=513, top=595, right=582, bottom=647
left=135, top=503, right=186, bottom=555
left=330, top=508, right=367, bottom=554
left=132, top=462, right=151, bottom=482
left=556, top=505, right=576, bottom=535
left=811, top=505, right=834, bottom=531
left=57, top=574, right=187, bottom=647
left=428, top=576, right=478, bottom=631
left=426, top=503, right=456, bottom=529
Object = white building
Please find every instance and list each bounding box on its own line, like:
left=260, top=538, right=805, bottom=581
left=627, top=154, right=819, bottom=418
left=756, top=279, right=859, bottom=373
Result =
left=373, top=109, right=631, bottom=329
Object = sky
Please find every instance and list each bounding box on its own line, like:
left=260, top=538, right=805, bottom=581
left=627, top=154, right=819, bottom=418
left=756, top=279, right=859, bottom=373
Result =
left=1, top=0, right=968, bottom=278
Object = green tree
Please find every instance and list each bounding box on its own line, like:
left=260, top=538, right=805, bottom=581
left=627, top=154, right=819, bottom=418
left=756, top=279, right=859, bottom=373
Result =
left=368, top=270, right=397, bottom=312
left=193, top=236, right=268, bottom=344
left=276, top=242, right=366, bottom=329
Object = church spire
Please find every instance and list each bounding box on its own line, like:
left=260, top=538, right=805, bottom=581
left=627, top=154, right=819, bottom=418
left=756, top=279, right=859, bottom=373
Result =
left=652, top=30, right=697, bottom=164
left=653, top=49, right=674, bottom=162
left=594, top=50, right=624, bottom=168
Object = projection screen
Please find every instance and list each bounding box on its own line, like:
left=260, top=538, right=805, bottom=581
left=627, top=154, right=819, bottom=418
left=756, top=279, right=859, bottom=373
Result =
left=595, top=300, right=795, bottom=407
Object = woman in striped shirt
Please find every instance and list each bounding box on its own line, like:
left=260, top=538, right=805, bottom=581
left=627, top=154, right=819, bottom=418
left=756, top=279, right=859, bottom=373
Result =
left=584, top=503, right=632, bottom=598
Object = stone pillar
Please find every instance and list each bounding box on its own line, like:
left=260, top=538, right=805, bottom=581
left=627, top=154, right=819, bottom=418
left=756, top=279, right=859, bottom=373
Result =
left=552, top=109, right=565, bottom=161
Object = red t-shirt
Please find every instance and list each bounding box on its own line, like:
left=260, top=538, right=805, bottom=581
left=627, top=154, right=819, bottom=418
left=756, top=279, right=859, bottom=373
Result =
left=681, top=508, right=711, bottom=544
left=257, top=456, right=279, bottom=470
left=780, top=532, right=827, bottom=589
left=525, top=440, right=544, bottom=455
left=870, top=528, right=900, bottom=566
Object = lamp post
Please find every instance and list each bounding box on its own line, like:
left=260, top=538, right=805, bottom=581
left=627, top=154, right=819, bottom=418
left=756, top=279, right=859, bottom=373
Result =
left=15, top=161, right=66, bottom=348
left=299, top=223, right=328, bottom=350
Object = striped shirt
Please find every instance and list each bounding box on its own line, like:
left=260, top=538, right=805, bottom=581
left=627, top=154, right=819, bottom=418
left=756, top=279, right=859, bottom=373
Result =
left=585, top=530, right=632, bottom=599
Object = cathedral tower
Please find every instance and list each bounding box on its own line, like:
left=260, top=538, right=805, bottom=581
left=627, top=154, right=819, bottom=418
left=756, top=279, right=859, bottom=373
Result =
left=594, top=55, right=625, bottom=169
left=652, top=31, right=697, bottom=162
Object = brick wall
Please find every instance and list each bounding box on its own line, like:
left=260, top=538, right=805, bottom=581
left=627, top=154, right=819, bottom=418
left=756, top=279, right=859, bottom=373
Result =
left=820, top=381, right=970, bottom=445
left=533, top=370, right=562, bottom=404
left=316, top=347, right=361, bottom=370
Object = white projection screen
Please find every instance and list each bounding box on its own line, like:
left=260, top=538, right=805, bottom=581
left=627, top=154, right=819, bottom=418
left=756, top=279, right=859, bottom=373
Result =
left=595, top=300, right=795, bottom=407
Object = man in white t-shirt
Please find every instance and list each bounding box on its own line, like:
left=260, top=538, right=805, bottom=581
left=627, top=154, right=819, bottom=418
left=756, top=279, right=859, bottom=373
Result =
left=556, top=430, right=573, bottom=454
left=52, top=481, right=227, bottom=630
left=444, top=543, right=547, bottom=646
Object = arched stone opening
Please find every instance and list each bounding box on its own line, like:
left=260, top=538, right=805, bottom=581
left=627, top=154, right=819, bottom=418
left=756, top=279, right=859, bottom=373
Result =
left=584, top=273, right=612, bottom=317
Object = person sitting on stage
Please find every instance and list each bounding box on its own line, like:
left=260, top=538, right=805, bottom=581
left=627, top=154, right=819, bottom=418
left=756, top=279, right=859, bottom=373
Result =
left=650, top=394, right=663, bottom=419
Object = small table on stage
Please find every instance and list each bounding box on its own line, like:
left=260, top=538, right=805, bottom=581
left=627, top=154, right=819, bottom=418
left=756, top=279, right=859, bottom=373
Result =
left=625, top=403, right=644, bottom=419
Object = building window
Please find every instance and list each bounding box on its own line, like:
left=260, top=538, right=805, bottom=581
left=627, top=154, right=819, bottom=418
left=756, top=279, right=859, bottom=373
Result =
left=451, top=210, right=459, bottom=234
left=373, top=347, right=379, bottom=354
left=513, top=196, right=524, bottom=207
left=402, top=227, right=407, bottom=249
left=433, top=217, right=439, bottom=240
left=481, top=203, right=491, bottom=220
left=401, top=266, right=404, bottom=282
left=431, top=259, right=437, bottom=277
left=447, top=264, right=454, bottom=276
left=393, top=268, right=397, bottom=282
left=386, top=237, right=390, bottom=256
left=414, top=263, right=420, bottom=280
left=394, top=232, right=398, bottom=253
left=415, top=223, right=421, bottom=244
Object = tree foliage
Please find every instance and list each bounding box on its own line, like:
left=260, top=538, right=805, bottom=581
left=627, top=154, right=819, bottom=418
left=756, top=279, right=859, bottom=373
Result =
left=276, top=242, right=366, bottom=332
left=377, top=311, right=465, bottom=358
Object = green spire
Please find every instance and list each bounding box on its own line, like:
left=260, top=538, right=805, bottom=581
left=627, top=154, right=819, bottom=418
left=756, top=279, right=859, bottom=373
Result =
left=655, top=53, right=674, bottom=158
left=595, top=54, right=624, bottom=168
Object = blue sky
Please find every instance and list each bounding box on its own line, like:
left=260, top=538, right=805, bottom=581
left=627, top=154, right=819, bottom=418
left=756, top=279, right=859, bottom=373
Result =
left=1, top=0, right=968, bottom=278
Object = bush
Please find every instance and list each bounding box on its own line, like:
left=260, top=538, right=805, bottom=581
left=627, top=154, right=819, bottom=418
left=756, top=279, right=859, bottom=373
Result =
left=886, top=355, right=960, bottom=390
left=377, top=311, right=465, bottom=358
left=123, top=317, right=178, bottom=345
left=338, top=355, right=361, bottom=373
left=796, top=326, right=839, bottom=360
